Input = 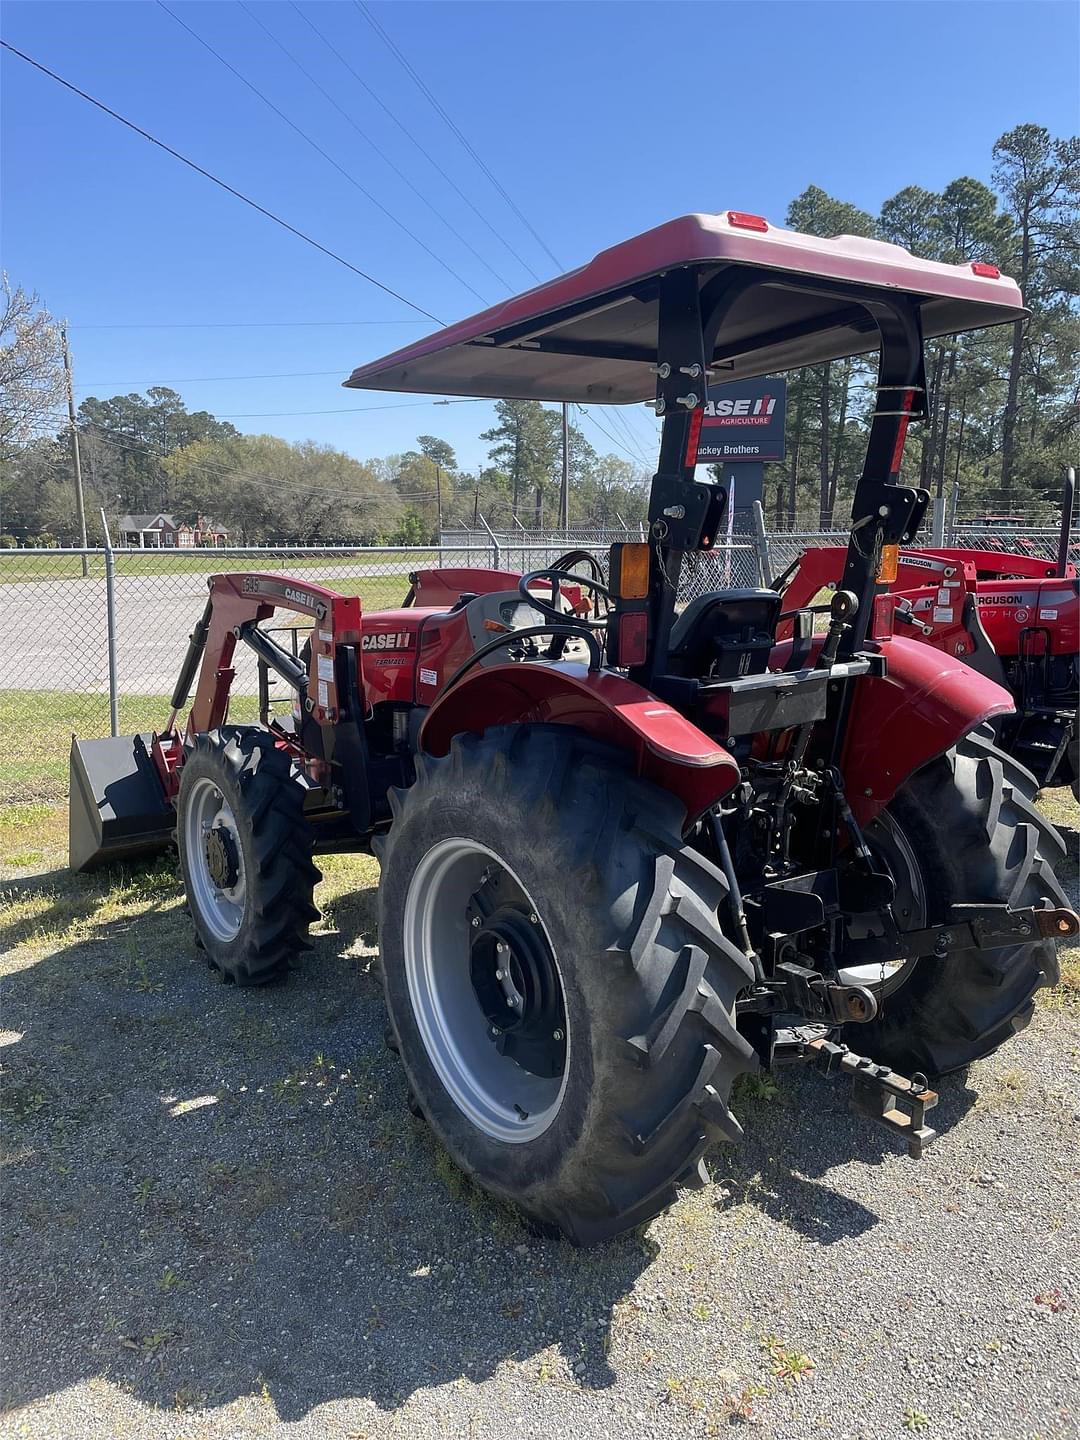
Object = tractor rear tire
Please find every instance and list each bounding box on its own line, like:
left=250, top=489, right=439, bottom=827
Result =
left=177, top=727, right=320, bottom=985
left=846, top=731, right=1067, bottom=1077
left=375, top=724, right=758, bottom=1245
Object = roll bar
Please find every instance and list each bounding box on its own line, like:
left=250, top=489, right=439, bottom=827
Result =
left=634, top=268, right=930, bottom=684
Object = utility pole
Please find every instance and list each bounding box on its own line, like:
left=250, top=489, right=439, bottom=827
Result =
left=473, top=483, right=480, bottom=528
left=560, top=402, right=570, bottom=530
left=434, top=462, right=443, bottom=560
left=61, top=326, right=89, bottom=577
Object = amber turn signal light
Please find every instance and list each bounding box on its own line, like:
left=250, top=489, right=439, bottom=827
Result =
left=611, top=542, right=650, bottom=599
left=876, top=543, right=899, bottom=584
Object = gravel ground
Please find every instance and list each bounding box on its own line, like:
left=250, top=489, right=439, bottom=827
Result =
left=1, top=793, right=1078, bottom=1440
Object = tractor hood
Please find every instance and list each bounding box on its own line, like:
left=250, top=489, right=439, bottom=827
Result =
left=344, top=210, right=1025, bottom=404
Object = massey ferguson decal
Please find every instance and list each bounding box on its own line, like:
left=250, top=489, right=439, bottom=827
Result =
left=974, top=588, right=1073, bottom=608
left=361, top=631, right=413, bottom=652
left=697, top=376, right=787, bottom=463
left=899, top=554, right=955, bottom=574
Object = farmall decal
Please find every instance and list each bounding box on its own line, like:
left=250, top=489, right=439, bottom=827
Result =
left=361, top=631, right=413, bottom=652
left=697, top=376, right=787, bottom=463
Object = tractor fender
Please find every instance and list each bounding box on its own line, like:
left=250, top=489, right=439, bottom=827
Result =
left=419, top=662, right=740, bottom=827
left=772, top=633, right=1015, bottom=825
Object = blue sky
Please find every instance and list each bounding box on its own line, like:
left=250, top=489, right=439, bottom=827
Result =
left=3, top=0, right=1077, bottom=472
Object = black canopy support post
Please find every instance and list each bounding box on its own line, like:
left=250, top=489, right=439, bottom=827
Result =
left=1057, top=466, right=1075, bottom=578
left=631, top=268, right=712, bottom=688
left=838, top=298, right=930, bottom=656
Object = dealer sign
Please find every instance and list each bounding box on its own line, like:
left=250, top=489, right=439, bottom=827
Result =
left=697, top=376, right=787, bottom=463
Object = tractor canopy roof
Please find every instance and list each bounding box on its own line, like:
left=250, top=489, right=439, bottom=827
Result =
left=344, top=211, right=1023, bottom=404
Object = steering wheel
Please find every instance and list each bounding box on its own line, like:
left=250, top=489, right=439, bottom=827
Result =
left=517, top=566, right=614, bottom=629
left=549, top=548, right=609, bottom=620
left=517, top=565, right=615, bottom=663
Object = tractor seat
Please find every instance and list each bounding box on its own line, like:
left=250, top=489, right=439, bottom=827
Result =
left=667, top=588, right=782, bottom=680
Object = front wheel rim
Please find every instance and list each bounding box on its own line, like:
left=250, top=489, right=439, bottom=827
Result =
left=403, top=838, right=569, bottom=1144
left=183, top=776, right=247, bottom=944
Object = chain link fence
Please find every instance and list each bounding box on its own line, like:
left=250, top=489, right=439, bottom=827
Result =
left=0, top=544, right=449, bottom=801
left=1, top=513, right=1069, bottom=802
left=949, top=526, right=1073, bottom=564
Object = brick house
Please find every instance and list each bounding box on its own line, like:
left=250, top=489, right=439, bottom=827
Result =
left=115, top=513, right=229, bottom=548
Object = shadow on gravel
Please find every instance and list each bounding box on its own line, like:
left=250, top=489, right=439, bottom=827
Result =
left=708, top=1065, right=977, bottom=1245
left=0, top=854, right=985, bottom=1422
left=1, top=877, right=654, bottom=1422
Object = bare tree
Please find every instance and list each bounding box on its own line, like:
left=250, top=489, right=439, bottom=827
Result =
left=0, top=277, right=65, bottom=465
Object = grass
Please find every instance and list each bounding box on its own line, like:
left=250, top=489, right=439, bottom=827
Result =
left=0, top=821, right=377, bottom=997
left=293, top=572, right=414, bottom=610
left=0, top=690, right=290, bottom=804
left=0, top=691, right=174, bottom=803
left=0, top=548, right=443, bottom=585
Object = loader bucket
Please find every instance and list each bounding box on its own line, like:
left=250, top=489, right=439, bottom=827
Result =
left=69, top=733, right=175, bottom=873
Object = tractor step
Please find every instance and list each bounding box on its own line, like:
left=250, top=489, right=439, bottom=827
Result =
left=69, top=733, right=175, bottom=872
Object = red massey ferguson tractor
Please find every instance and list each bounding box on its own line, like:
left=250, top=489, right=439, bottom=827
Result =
left=70, top=212, right=1078, bottom=1244
left=778, top=473, right=1079, bottom=798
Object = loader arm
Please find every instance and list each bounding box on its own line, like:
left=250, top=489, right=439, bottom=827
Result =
left=180, top=574, right=362, bottom=734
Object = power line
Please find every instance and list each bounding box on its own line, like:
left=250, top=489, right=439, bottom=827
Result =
left=597, top=406, right=652, bottom=465
left=157, top=2, right=483, bottom=307
left=0, top=39, right=443, bottom=324
left=36, top=397, right=487, bottom=422
left=356, top=0, right=562, bottom=274
left=76, top=369, right=348, bottom=388
left=214, top=400, right=487, bottom=418
left=293, top=1, right=544, bottom=286
left=575, top=406, right=646, bottom=467
left=69, top=319, right=427, bottom=330
left=237, top=0, right=513, bottom=295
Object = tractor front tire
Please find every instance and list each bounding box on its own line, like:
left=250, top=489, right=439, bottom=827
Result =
left=847, top=731, right=1067, bottom=1076
left=177, top=727, right=320, bottom=985
left=375, top=725, right=758, bottom=1245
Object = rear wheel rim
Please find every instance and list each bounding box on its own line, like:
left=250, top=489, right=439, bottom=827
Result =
left=838, top=811, right=927, bottom=997
left=403, top=838, right=569, bottom=1144
left=183, top=776, right=246, bottom=944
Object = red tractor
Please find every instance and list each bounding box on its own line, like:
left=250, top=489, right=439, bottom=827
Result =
left=779, top=471, right=1078, bottom=797
left=70, top=212, right=1077, bottom=1244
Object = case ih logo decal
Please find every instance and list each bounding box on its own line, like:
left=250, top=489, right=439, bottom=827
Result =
left=361, top=631, right=413, bottom=651
left=698, top=377, right=787, bottom=463
left=241, top=576, right=327, bottom=619
left=705, top=395, right=777, bottom=421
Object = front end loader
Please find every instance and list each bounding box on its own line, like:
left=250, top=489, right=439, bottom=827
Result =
left=70, top=211, right=1078, bottom=1244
